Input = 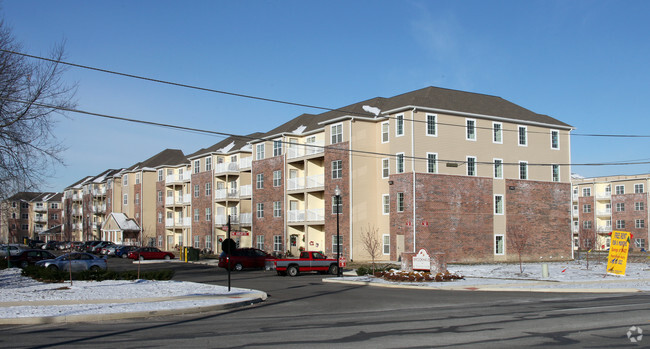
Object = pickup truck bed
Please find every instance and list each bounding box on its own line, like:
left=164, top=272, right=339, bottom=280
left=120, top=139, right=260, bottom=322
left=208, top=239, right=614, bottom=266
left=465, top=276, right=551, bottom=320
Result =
left=270, top=251, right=339, bottom=276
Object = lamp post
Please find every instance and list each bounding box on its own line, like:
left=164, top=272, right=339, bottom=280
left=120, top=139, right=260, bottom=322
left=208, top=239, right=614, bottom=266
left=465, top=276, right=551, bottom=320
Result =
left=334, top=185, right=342, bottom=277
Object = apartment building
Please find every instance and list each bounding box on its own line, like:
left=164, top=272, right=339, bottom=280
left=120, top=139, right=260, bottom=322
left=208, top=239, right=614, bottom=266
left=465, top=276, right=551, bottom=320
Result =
left=572, top=174, right=649, bottom=252
left=1, top=192, right=62, bottom=243
left=155, top=154, right=191, bottom=250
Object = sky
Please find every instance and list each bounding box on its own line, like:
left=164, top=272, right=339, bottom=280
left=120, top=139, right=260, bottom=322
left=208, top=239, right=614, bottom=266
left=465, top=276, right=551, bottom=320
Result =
left=3, top=0, right=650, bottom=192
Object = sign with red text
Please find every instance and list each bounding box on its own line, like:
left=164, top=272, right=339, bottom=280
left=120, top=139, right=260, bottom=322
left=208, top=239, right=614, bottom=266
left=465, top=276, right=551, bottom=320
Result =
left=412, top=249, right=431, bottom=271
left=607, top=231, right=631, bottom=276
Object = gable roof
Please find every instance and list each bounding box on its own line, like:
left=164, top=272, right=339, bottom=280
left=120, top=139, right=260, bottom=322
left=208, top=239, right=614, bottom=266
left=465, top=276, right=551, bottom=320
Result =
left=103, top=212, right=141, bottom=232
left=187, top=132, right=264, bottom=159
left=127, top=149, right=188, bottom=171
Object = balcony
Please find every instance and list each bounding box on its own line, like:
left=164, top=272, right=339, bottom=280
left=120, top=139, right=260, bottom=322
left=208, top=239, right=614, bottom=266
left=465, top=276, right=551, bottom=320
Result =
left=240, top=213, right=252, bottom=226
left=93, top=204, right=106, bottom=213
left=72, top=194, right=81, bottom=201
left=182, top=194, right=191, bottom=205
left=72, top=209, right=82, bottom=216
left=166, top=218, right=190, bottom=228
left=306, top=208, right=324, bottom=221
left=288, top=209, right=325, bottom=223
left=596, top=209, right=611, bottom=217
left=596, top=192, right=611, bottom=200
left=165, top=172, right=191, bottom=184
left=288, top=210, right=305, bottom=223
left=597, top=226, right=612, bottom=233
left=306, top=174, right=324, bottom=189
left=287, top=141, right=325, bottom=159
left=214, top=215, right=239, bottom=225
left=215, top=188, right=239, bottom=200
left=288, top=177, right=305, bottom=191
left=33, top=215, right=46, bottom=223
left=93, top=187, right=107, bottom=196
left=572, top=210, right=579, bottom=218
left=34, top=204, right=46, bottom=212
left=240, top=185, right=252, bottom=197
left=240, top=157, right=252, bottom=170
left=215, top=162, right=240, bottom=175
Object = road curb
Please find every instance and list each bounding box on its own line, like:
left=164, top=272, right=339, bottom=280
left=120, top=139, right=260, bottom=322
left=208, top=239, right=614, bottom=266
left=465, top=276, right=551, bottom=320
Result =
left=0, top=291, right=267, bottom=325
left=322, top=278, right=644, bottom=293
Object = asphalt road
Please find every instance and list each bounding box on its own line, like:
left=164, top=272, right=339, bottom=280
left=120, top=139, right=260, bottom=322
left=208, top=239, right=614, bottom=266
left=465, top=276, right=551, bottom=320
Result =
left=2, top=258, right=648, bottom=348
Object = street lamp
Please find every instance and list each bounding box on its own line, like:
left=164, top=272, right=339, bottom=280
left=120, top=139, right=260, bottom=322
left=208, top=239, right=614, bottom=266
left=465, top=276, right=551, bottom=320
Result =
left=334, top=185, right=342, bottom=277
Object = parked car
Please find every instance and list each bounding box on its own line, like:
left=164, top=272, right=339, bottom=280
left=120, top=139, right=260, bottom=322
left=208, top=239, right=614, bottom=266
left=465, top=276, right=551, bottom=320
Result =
left=218, top=248, right=274, bottom=271
left=0, top=244, right=29, bottom=257
left=83, top=241, right=103, bottom=253
left=71, top=241, right=84, bottom=251
left=127, top=247, right=175, bottom=261
left=91, top=241, right=114, bottom=254
left=42, top=241, right=60, bottom=250
left=101, top=244, right=118, bottom=256
left=35, top=252, right=107, bottom=272
left=8, top=249, right=57, bottom=268
left=57, top=241, right=72, bottom=250
left=115, top=245, right=138, bottom=259
left=27, top=239, right=45, bottom=249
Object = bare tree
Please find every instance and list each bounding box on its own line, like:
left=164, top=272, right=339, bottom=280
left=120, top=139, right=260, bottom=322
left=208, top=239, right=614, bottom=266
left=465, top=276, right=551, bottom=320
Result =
left=360, top=224, right=382, bottom=274
left=0, top=20, right=76, bottom=200
left=582, top=237, right=595, bottom=270
left=509, top=230, right=530, bottom=274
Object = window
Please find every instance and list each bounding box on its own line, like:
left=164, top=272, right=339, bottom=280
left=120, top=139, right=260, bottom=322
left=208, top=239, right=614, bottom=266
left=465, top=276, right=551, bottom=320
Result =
left=615, top=185, right=625, bottom=195
left=50, top=203, right=59, bottom=209
left=519, top=161, right=528, bottom=180
left=616, top=203, right=624, bottom=212
left=495, top=235, right=504, bottom=255
left=381, top=122, right=389, bottom=143
left=273, top=201, right=281, bottom=217
left=634, top=238, right=646, bottom=249
left=205, top=182, right=212, bottom=196
left=494, top=159, right=503, bottom=179
left=205, top=207, right=212, bottom=221
left=194, top=184, right=199, bottom=197
left=256, top=235, right=264, bottom=250
left=382, top=194, right=390, bottom=215
left=583, top=204, right=592, bottom=213
left=194, top=160, right=200, bottom=174
left=426, top=114, right=437, bottom=136
left=194, top=235, right=200, bottom=248
left=157, top=212, right=162, bottom=224
left=426, top=153, right=437, bottom=174
left=274, top=235, right=282, bottom=252
left=157, top=190, right=162, bottom=202
left=552, top=164, right=560, bottom=182
left=397, top=192, right=404, bottom=212
left=518, top=126, right=527, bottom=146
left=467, top=156, right=476, bottom=176
left=206, top=236, right=212, bottom=250
left=636, top=219, right=645, bottom=228
left=583, top=221, right=592, bottom=229
left=123, top=174, right=128, bottom=186
left=332, top=160, right=342, bottom=179
left=383, top=234, right=390, bottom=255
left=273, top=140, right=282, bottom=157
left=635, top=202, right=644, bottom=211
left=50, top=214, right=58, bottom=220
left=396, top=153, right=405, bottom=174
left=466, top=119, right=476, bottom=140
left=205, top=157, right=212, bottom=171
left=21, top=213, right=28, bottom=219
left=123, top=194, right=128, bottom=205
left=158, top=169, right=163, bottom=181
left=582, top=187, right=591, bottom=197
left=396, top=115, right=404, bottom=136
left=635, top=183, right=644, bottom=193
left=494, top=195, right=504, bottom=215
left=382, top=158, right=389, bottom=178
left=331, top=123, right=343, bottom=144
left=231, top=155, right=238, bottom=163
left=256, top=143, right=265, bottom=160
left=256, top=174, right=264, bottom=189
left=194, top=209, right=199, bottom=222
left=332, top=235, right=341, bottom=254
left=273, top=170, right=282, bottom=187
left=135, top=173, right=140, bottom=184
left=493, top=122, right=503, bottom=144
left=135, top=193, right=140, bottom=205
left=257, top=203, right=264, bottom=218
left=616, top=220, right=625, bottom=229
left=551, top=130, right=559, bottom=149
left=332, top=195, right=342, bottom=214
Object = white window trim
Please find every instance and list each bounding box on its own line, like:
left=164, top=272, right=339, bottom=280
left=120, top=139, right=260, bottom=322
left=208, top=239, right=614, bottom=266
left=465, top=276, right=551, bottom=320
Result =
left=466, top=118, right=477, bottom=141
left=518, top=125, right=528, bottom=147
left=635, top=183, right=644, bottom=193
left=381, top=158, right=390, bottom=179
left=395, top=114, right=405, bottom=137
left=519, top=161, right=528, bottom=180
left=425, top=114, right=437, bottom=137
left=382, top=234, right=390, bottom=255
left=615, top=185, right=625, bottom=195
left=492, top=122, right=503, bottom=144
left=396, top=152, right=405, bottom=174
left=426, top=152, right=438, bottom=174
left=382, top=194, right=390, bottom=215
left=256, top=143, right=265, bottom=160
left=467, top=156, right=477, bottom=176
left=331, top=123, right=343, bottom=144
left=495, top=234, right=505, bottom=255
left=381, top=121, right=389, bottom=144
left=493, top=158, right=503, bottom=179
left=550, top=129, right=560, bottom=150
left=552, top=164, right=560, bottom=182
left=494, top=194, right=504, bottom=215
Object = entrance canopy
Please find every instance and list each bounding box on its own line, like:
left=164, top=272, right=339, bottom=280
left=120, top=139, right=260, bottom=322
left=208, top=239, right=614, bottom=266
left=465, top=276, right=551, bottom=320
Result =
left=101, top=212, right=141, bottom=245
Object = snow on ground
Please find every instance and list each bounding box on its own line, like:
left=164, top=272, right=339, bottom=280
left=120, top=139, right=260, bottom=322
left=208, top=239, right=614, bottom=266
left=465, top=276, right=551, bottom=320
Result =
left=0, top=268, right=261, bottom=319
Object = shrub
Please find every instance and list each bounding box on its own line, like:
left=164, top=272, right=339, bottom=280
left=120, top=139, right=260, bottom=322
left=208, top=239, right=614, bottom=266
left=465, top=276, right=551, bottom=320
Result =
left=374, top=269, right=464, bottom=282
left=21, top=266, right=175, bottom=282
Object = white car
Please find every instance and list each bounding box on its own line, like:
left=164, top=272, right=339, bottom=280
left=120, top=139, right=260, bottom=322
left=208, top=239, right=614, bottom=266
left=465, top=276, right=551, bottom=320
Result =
left=0, top=244, right=29, bottom=257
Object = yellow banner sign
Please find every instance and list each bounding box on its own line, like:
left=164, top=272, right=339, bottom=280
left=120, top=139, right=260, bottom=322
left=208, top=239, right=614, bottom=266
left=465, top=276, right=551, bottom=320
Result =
left=607, top=231, right=631, bottom=276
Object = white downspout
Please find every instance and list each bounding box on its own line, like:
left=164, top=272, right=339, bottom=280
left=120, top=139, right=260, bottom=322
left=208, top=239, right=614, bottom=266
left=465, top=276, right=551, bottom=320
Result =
left=349, top=119, right=354, bottom=260
left=411, top=108, right=417, bottom=253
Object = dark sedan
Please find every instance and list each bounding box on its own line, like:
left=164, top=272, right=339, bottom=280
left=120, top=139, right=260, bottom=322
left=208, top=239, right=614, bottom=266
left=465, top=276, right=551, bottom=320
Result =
left=218, top=248, right=274, bottom=271
left=127, top=247, right=175, bottom=261
left=9, top=249, right=57, bottom=268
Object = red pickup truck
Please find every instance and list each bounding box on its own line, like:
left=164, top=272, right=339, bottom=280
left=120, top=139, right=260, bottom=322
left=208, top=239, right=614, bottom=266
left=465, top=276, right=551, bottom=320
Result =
left=270, top=251, right=339, bottom=276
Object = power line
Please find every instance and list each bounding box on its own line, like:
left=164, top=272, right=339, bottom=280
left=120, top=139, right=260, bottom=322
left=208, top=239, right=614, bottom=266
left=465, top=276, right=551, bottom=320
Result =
left=4, top=96, right=650, bottom=169
left=5, top=49, right=650, bottom=139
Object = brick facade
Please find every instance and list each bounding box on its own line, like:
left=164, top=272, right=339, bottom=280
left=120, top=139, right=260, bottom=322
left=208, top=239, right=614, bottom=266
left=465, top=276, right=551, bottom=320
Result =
left=252, top=156, right=285, bottom=251
left=191, top=170, right=213, bottom=249
left=155, top=181, right=165, bottom=248
left=612, top=193, right=648, bottom=251
left=324, top=143, right=350, bottom=257
left=578, top=195, right=596, bottom=248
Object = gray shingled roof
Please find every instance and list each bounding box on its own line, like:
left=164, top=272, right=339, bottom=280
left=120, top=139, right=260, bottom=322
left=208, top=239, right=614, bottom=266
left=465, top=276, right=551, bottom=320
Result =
left=187, top=132, right=264, bottom=159
left=128, top=149, right=188, bottom=171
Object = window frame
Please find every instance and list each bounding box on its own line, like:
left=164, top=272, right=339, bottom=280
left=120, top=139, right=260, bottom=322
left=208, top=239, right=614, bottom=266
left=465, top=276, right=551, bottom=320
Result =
left=256, top=173, right=264, bottom=189
left=396, top=153, right=405, bottom=174
left=395, top=114, right=404, bottom=137
left=426, top=114, right=437, bottom=137
left=381, top=158, right=389, bottom=179
left=426, top=153, right=437, bottom=174
left=332, top=160, right=343, bottom=179
left=492, top=122, right=503, bottom=144
left=256, top=143, right=265, bottom=160
left=494, top=195, right=504, bottom=215
left=397, top=192, right=405, bottom=212
left=381, top=121, right=389, bottom=143
left=273, top=139, right=283, bottom=157
left=518, top=126, right=528, bottom=146
left=552, top=164, right=560, bottom=182
left=494, top=234, right=505, bottom=255
left=615, top=185, right=625, bottom=195
left=273, top=201, right=282, bottom=218
left=466, top=156, right=477, bottom=176
left=256, top=203, right=264, bottom=218
left=331, top=123, right=343, bottom=144
left=550, top=130, right=560, bottom=150
left=382, top=234, right=390, bottom=255
left=273, top=170, right=282, bottom=187
left=382, top=194, right=390, bottom=215
left=635, top=183, right=644, bottom=193
left=493, top=158, right=503, bottom=179
left=466, top=118, right=476, bottom=141
left=519, top=161, right=528, bottom=180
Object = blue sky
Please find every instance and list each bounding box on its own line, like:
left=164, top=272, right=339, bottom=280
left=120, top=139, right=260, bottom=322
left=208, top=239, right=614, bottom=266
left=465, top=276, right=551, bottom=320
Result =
left=4, top=0, right=650, bottom=191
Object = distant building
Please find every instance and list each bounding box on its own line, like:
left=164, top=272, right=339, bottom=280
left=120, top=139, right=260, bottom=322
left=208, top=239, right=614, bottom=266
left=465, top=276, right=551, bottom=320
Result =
left=0, top=192, right=62, bottom=243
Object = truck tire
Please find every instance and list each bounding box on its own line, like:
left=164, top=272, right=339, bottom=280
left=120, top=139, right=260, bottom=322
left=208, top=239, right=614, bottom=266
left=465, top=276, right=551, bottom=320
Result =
left=287, top=265, right=299, bottom=277
left=328, top=264, right=339, bottom=275
left=234, top=263, right=243, bottom=271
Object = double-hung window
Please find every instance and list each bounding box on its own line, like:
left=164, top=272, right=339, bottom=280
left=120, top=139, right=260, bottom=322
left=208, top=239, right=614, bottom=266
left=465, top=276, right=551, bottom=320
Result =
left=256, top=174, right=264, bottom=189
left=382, top=194, right=390, bottom=215
left=635, top=183, right=644, bottom=193
left=396, top=115, right=404, bottom=136
left=466, top=119, right=476, bottom=140
left=550, top=130, right=559, bottom=149
left=494, top=159, right=503, bottom=179
left=332, top=160, right=342, bottom=179
left=615, top=185, right=625, bottom=195
left=256, top=144, right=265, bottom=160
left=427, top=153, right=437, bottom=174
left=494, top=195, right=504, bottom=215
left=256, top=203, right=264, bottom=218
left=426, top=114, right=437, bottom=136
left=518, top=126, right=527, bottom=146
left=552, top=164, right=560, bottom=182
left=493, top=122, right=503, bottom=143
left=274, top=236, right=282, bottom=252
left=332, top=195, right=342, bottom=214
left=273, top=140, right=282, bottom=157
left=273, top=170, right=282, bottom=187
left=194, top=160, right=200, bottom=174
left=519, top=161, right=528, bottom=180
left=396, top=153, right=405, bottom=174
left=381, top=158, right=389, bottom=178
left=397, top=192, right=405, bottom=212
left=467, top=156, right=476, bottom=176
left=381, top=122, right=389, bottom=143
left=331, top=124, right=343, bottom=144
left=383, top=235, right=390, bottom=255
left=273, top=201, right=281, bottom=217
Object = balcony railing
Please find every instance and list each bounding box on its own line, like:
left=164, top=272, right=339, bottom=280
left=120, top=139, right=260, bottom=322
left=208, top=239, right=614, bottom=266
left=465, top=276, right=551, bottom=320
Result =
left=572, top=194, right=578, bottom=201
left=93, top=187, right=107, bottom=196
left=34, top=205, right=46, bottom=212
left=288, top=208, right=325, bottom=222
left=182, top=194, right=191, bottom=205
left=215, top=188, right=239, bottom=200
left=287, top=141, right=325, bottom=159
left=596, top=209, right=611, bottom=217
left=596, top=192, right=611, bottom=200
left=287, top=210, right=305, bottom=223
left=240, top=213, right=252, bottom=225
left=306, top=174, right=324, bottom=189
left=240, top=157, right=252, bottom=170
left=34, top=215, right=46, bottom=223
left=287, top=177, right=305, bottom=191
left=214, top=215, right=239, bottom=225
left=165, top=172, right=191, bottom=184
left=306, top=208, right=324, bottom=221
left=240, top=185, right=252, bottom=197
left=166, top=217, right=190, bottom=228
left=597, top=226, right=612, bottom=233
left=215, top=162, right=240, bottom=174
